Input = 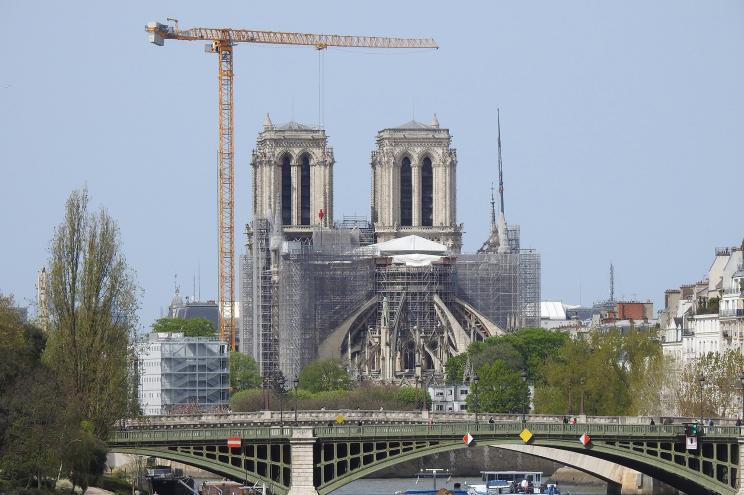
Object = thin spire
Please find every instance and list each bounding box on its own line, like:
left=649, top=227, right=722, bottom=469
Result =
left=489, top=182, right=496, bottom=227
left=610, top=263, right=615, bottom=303
left=497, top=108, right=505, bottom=215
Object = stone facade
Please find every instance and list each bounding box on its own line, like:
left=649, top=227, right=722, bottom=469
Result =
left=251, top=115, right=334, bottom=238
left=370, top=117, right=462, bottom=252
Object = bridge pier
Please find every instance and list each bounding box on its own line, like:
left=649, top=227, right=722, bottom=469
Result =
left=287, top=427, right=318, bottom=495
left=606, top=471, right=678, bottom=495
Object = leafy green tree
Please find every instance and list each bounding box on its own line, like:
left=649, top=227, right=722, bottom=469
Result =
left=468, top=360, right=529, bottom=414
left=469, top=339, right=524, bottom=371
left=533, top=328, right=664, bottom=416
left=0, top=363, right=72, bottom=487
left=229, top=352, right=261, bottom=392
left=445, top=353, right=468, bottom=385
left=501, top=327, right=569, bottom=382
left=44, top=187, right=140, bottom=438
left=298, top=358, right=352, bottom=393
left=151, top=317, right=216, bottom=337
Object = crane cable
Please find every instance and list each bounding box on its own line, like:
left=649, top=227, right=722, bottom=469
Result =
left=317, top=48, right=326, bottom=128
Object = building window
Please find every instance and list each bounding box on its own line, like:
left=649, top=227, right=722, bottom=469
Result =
left=281, top=154, right=292, bottom=225
left=400, top=157, right=412, bottom=226
left=421, top=157, right=433, bottom=226
left=300, top=154, right=311, bottom=225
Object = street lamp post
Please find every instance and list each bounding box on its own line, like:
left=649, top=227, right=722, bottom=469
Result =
left=293, top=378, right=299, bottom=425
left=520, top=369, right=528, bottom=423
left=699, top=373, right=705, bottom=427
left=579, top=377, right=585, bottom=416
left=415, top=376, right=420, bottom=410
left=739, top=373, right=744, bottom=424
left=474, top=375, right=480, bottom=424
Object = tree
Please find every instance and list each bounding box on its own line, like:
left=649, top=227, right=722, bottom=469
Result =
left=533, top=328, right=664, bottom=416
left=677, top=350, right=744, bottom=418
left=298, top=358, right=352, bottom=393
left=501, top=327, right=569, bottom=382
left=44, top=188, right=140, bottom=438
left=151, top=317, right=216, bottom=337
left=229, top=352, right=261, bottom=392
left=444, top=353, right=468, bottom=385
left=467, top=360, right=528, bottom=414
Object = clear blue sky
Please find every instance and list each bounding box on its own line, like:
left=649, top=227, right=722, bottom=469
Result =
left=1, top=1, right=743, bottom=327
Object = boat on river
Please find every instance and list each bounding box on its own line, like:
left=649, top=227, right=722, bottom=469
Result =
left=465, top=471, right=559, bottom=494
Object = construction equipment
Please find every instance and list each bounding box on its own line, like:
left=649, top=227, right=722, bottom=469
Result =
left=145, top=20, right=438, bottom=351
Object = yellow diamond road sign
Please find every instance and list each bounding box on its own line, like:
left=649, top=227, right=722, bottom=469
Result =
left=519, top=428, right=533, bottom=443
left=335, top=414, right=345, bottom=424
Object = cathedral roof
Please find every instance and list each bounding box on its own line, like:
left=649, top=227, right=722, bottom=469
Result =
left=274, top=121, right=318, bottom=131
left=394, top=119, right=436, bottom=130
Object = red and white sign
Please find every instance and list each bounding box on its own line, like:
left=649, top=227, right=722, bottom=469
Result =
left=227, top=437, right=242, bottom=448
left=686, top=436, right=698, bottom=450
left=463, top=433, right=475, bottom=446
left=579, top=433, right=591, bottom=446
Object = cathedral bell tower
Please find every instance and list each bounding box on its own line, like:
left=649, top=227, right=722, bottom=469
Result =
left=370, top=115, right=462, bottom=252
left=251, top=114, right=334, bottom=240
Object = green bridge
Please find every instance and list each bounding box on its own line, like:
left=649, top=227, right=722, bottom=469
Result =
left=110, top=419, right=744, bottom=495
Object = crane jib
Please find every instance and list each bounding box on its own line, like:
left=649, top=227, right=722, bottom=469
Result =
left=147, top=23, right=438, bottom=49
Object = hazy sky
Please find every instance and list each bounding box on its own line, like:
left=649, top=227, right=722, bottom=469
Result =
left=1, top=1, right=743, bottom=328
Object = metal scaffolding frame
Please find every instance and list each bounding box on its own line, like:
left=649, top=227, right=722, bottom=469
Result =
left=241, top=222, right=540, bottom=384
left=456, top=252, right=521, bottom=330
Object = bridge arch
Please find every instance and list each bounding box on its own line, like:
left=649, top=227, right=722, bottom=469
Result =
left=111, top=442, right=292, bottom=494
left=313, top=436, right=735, bottom=495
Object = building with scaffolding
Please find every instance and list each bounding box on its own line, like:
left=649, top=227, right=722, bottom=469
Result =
left=137, top=332, right=229, bottom=415
left=240, top=116, right=540, bottom=386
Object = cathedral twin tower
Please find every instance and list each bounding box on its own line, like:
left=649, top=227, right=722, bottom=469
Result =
left=251, top=114, right=462, bottom=251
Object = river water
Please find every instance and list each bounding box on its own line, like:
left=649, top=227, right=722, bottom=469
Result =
left=327, top=477, right=606, bottom=494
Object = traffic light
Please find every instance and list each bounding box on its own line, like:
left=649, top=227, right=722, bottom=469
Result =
left=685, top=423, right=699, bottom=436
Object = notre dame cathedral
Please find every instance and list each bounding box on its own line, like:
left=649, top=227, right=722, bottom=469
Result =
left=240, top=115, right=539, bottom=385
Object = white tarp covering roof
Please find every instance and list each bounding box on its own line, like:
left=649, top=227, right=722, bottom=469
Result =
left=368, top=235, right=448, bottom=255
left=391, top=253, right=444, bottom=267
left=540, top=301, right=567, bottom=320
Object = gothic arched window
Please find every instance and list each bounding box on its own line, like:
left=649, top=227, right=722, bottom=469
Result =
left=300, top=154, right=311, bottom=225
left=400, top=157, right=412, bottom=226
left=421, top=157, right=433, bottom=226
left=281, top=154, right=292, bottom=225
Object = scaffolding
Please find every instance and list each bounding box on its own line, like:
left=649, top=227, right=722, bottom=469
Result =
left=372, top=258, right=456, bottom=377
left=242, top=221, right=376, bottom=383
left=241, top=220, right=540, bottom=385
left=456, top=252, right=521, bottom=330
left=519, top=249, right=541, bottom=327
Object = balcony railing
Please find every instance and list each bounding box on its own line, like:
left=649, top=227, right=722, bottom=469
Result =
left=720, top=309, right=744, bottom=317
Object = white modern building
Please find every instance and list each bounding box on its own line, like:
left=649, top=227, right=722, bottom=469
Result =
left=138, top=332, right=230, bottom=415
left=428, top=384, right=470, bottom=412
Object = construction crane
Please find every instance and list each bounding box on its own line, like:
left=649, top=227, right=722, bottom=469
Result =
left=145, top=20, right=438, bottom=351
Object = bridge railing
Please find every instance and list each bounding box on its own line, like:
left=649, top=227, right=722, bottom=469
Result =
left=109, top=426, right=294, bottom=444
left=121, top=411, right=743, bottom=429
left=109, top=422, right=741, bottom=445
left=311, top=422, right=705, bottom=438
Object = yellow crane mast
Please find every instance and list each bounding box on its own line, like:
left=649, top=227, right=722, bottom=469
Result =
left=145, top=20, right=438, bottom=351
